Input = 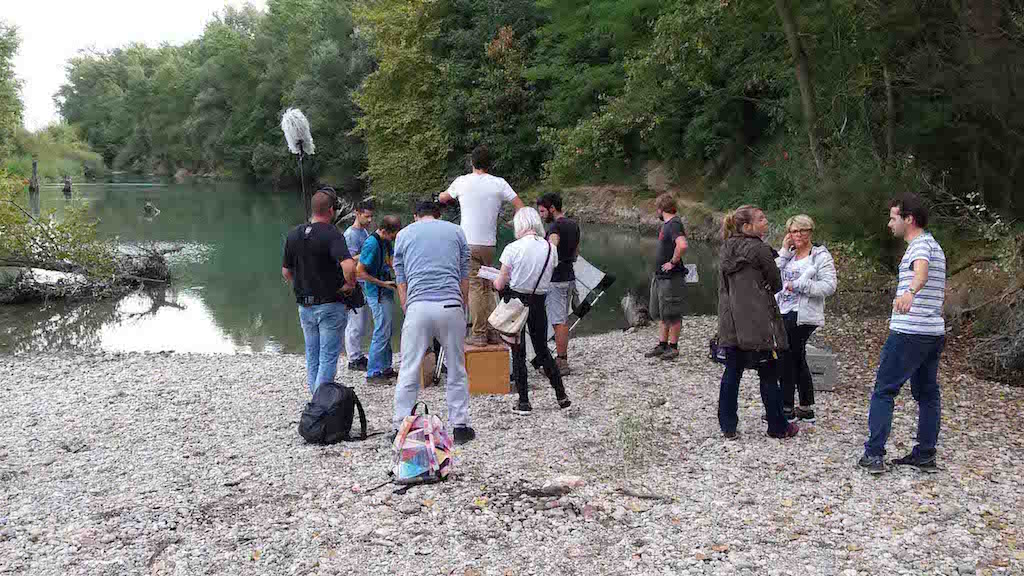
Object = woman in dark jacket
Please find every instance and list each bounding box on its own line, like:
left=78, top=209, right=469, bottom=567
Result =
left=717, top=205, right=799, bottom=440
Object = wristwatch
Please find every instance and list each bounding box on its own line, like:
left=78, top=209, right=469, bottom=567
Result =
left=908, top=287, right=918, bottom=296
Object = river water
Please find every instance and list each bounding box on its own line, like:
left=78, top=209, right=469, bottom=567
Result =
left=0, top=181, right=719, bottom=354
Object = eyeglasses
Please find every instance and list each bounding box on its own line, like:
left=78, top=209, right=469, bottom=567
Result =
left=789, top=228, right=813, bottom=235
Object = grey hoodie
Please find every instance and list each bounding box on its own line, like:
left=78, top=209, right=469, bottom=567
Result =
left=774, top=244, right=838, bottom=327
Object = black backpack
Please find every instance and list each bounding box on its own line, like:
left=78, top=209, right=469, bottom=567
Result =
left=298, top=382, right=368, bottom=444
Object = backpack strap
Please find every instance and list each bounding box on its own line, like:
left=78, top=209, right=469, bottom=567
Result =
left=531, top=240, right=552, bottom=296
left=354, top=395, right=368, bottom=439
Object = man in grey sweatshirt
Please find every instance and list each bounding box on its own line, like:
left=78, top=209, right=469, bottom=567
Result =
left=392, top=201, right=476, bottom=445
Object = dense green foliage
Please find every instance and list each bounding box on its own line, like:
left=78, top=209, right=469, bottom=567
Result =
left=55, top=1, right=369, bottom=192
left=0, top=169, right=113, bottom=276
left=43, top=0, right=1024, bottom=234
left=0, top=21, right=23, bottom=160
left=3, top=124, right=105, bottom=182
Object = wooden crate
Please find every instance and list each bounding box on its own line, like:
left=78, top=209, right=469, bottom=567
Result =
left=420, top=351, right=437, bottom=388
left=465, top=343, right=511, bottom=395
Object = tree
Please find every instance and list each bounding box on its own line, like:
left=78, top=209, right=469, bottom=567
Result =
left=0, top=21, right=23, bottom=159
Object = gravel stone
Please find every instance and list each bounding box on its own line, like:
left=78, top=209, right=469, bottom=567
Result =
left=0, top=316, right=1022, bottom=575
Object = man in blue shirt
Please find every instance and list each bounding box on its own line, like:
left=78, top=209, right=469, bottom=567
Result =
left=391, top=201, right=476, bottom=445
left=344, top=201, right=374, bottom=371
left=358, top=215, right=401, bottom=382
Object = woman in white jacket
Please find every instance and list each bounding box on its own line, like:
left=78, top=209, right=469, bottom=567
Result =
left=775, top=214, right=837, bottom=423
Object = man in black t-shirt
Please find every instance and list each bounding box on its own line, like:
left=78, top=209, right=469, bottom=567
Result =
left=644, top=193, right=688, bottom=361
left=282, top=190, right=357, bottom=395
left=538, top=193, right=580, bottom=375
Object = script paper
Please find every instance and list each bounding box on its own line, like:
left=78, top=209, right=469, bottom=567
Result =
left=477, top=266, right=501, bottom=281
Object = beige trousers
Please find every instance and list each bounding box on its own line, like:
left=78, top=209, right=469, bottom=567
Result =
left=468, top=245, right=496, bottom=339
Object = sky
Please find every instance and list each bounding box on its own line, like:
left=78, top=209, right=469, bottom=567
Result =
left=5, top=0, right=266, bottom=131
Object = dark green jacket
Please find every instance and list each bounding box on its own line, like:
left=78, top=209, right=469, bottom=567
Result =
left=717, top=233, right=789, bottom=352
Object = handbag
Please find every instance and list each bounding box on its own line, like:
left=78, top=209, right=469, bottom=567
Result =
left=488, top=240, right=552, bottom=342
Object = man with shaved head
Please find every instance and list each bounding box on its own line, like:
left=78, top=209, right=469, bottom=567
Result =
left=282, top=189, right=357, bottom=394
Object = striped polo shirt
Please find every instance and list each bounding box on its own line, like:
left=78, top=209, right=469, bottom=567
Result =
left=890, top=232, right=946, bottom=336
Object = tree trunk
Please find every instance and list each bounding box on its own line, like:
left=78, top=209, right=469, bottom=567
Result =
left=774, top=0, right=824, bottom=178
left=883, top=63, right=895, bottom=164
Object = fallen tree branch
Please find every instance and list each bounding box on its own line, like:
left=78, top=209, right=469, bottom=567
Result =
left=959, top=283, right=1024, bottom=316
left=613, top=487, right=672, bottom=501
left=949, top=255, right=999, bottom=277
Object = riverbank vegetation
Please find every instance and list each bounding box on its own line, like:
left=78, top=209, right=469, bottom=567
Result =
left=2, top=3, right=1022, bottom=378
left=0, top=171, right=171, bottom=304
left=47, top=1, right=1023, bottom=245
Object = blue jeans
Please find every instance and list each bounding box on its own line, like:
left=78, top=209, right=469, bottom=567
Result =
left=718, top=347, right=788, bottom=436
left=297, top=302, right=348, bottom=395
left=864, top=331, right=945, bottom=458
left=366, top=292, right=394, bottom=376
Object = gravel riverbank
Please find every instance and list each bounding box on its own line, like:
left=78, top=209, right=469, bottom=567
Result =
left=1, top=316, right=1022, bottom=575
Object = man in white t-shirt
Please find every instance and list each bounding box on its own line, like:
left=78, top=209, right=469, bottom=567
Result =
left=439, top=145, right=525, bottom=347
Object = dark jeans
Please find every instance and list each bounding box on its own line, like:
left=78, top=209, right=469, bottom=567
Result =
left=780, top=312, right=817, bottom=410
left=510, top=293, right=566, bottom=404
left=864, top=331, right=946, bottom=458
left=718, top=347, right=788, bottom=435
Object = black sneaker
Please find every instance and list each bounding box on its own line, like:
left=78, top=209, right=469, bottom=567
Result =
left=453, top=426, right=476, bottom=445
left=892, top=450, right=938, bottom=473
left=794, top=407, right=816, bottom=423
left=348, top=357, right=368, bottom=371
left=644, top=344, right=667, bottom=358
left=858, top=454, right=885, bottom=475
left=366, top=368, right=397, bottom=383
left=512, top=401, right=533, bottom=416
left=557, top=396, right=572, bottom=409
left=723, top=431, right=739, bottom=441
left=659, top=347, right=679, bottom=361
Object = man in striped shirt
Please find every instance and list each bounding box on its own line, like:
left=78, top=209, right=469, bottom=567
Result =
left=859, top=195, right=946, bottom=474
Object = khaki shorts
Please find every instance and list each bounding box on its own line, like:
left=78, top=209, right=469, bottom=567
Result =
left=545, top=282, right=575, bottom=326
left=649, top=274, right=686, bottom=322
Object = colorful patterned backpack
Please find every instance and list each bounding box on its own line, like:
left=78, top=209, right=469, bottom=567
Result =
left=391, top=402, right=453, bottom=485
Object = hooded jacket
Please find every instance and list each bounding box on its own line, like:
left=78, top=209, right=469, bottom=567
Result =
left=717, top=234, right=789, bottom=352
left=774, top=244, right=838, bottom=327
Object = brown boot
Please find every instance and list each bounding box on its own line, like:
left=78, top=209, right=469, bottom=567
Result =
left=556, top=357, right=572, bottom=376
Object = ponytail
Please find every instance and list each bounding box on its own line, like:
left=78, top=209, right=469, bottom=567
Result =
left=721, top=212, right=738, bottom=240
left=721, top=205, right=760, bottom=240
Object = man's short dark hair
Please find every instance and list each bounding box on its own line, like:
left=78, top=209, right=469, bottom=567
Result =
left=537, top=192, right=563, bottom=213
left=415, top=200, right=441, bottom=218
left=380, top=215, right=402, bottom=234
left=311, top=191, right=335, bottom=216
left=470, top=145, right=491, bottom=171
left=356, top=200, right=375, bottom=212
left=655, top=193, right=678, bottom=215
left=891, top=194, right=929, bottom=229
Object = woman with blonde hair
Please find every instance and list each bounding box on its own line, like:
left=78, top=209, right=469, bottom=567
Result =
left=493, top=207, right=571, bottom=415
left=717, top=205, right=798, bottom=439
left=775, top=214, right=837, bottom=423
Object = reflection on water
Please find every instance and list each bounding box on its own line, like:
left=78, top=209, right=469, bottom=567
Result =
left=1, top=181, right=720, bottom=355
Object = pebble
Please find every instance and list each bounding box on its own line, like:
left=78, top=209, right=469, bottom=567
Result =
left=0, top=319, right=1019, bottom=575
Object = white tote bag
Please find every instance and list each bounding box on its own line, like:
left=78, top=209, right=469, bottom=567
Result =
left=488, top=242, right=551, bottom=343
